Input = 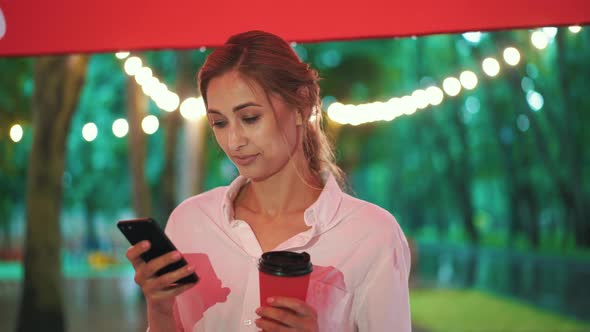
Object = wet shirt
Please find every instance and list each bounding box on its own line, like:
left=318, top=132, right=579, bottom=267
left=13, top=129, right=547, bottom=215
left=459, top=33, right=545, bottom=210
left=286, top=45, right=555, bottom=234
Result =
left=162, top=174, right=411, bottom=332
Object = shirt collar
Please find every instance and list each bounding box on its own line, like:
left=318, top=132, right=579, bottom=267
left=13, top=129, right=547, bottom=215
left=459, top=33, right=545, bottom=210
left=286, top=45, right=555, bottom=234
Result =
left=220, top=173, right=343, bottom=234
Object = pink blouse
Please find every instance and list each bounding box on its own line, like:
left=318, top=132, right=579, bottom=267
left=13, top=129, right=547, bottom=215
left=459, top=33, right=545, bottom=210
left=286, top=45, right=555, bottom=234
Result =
left=161, top=174, right=411, bottom=331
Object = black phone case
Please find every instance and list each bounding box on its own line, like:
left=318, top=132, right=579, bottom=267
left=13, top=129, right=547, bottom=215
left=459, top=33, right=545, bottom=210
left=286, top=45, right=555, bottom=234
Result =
left=117, top=217, right=198, bottom=285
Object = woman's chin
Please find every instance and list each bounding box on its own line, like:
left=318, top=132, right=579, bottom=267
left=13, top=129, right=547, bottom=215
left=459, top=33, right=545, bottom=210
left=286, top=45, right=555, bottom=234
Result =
left=238, top=168, right=272, bottom=182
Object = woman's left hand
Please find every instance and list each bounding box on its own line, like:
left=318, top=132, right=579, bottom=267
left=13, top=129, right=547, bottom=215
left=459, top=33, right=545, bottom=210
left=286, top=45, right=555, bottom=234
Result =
left=255, top=297, right=318, bottom=332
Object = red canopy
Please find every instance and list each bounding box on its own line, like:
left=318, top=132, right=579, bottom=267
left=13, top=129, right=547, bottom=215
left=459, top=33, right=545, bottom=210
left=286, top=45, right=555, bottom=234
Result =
left=0, top=0, right=588, bottom=56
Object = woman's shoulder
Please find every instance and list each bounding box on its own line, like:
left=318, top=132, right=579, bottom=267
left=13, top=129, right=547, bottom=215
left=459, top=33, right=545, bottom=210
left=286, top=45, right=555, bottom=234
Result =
left=168, top=185, right=229, bottom=223
left=338, top=193, right=407, bottom=246
left=340, top=193, right=396, bottom=223
left=179, top=186, right=227, bottom=209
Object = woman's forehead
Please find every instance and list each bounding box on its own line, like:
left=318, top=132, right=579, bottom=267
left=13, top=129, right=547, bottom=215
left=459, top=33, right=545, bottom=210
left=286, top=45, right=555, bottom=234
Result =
left=207, top=71, right=278, bottom=112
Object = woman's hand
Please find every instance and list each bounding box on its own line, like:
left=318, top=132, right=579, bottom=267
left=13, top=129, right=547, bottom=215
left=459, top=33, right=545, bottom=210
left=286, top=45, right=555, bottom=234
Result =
left=255, top=297, right=319, bottom=332
left=126, top=240, right=196, bottom=315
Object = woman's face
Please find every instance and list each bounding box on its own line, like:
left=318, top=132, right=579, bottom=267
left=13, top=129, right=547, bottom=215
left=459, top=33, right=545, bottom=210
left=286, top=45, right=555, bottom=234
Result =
left=206, top=70, right=300, bottom=181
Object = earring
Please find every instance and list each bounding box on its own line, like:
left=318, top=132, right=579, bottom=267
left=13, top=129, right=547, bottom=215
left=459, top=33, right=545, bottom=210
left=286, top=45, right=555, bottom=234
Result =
left=295, top=112, right=303, bottom=126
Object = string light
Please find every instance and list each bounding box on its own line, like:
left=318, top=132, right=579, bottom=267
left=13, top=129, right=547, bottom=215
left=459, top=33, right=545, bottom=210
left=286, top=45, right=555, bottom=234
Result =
left=82, top=123, right=98, bottom=142
left=503, top=47, right=521, bottom=66
left=141, top=76, right=162, bottom=97
left=112, top=119, right=129, bottom=138
left=442, top=77, right=462, bottom=96
left=425, top=86, right=444, bottom=106
left=102, top=27, right=579, bottom=129
left=134, top=67, right=153, bottom=85
left=123, top=56, right=142, bottom=76
left=462, top=32, right=482, bottom=44
left=141, top=115, right=159, bottom=134
left=482, top=57, right=500, bottom=77
left=411, top=89, right=430, bottom=109
left=542, top=27, right=558, bottom=40
left=531, top=31, right=549, bottom=50
left=400, top=96, right=417, bottom=115
left=180, top=97, right=206, bottom=120
left=115, top=52, right=130, bottom=59
left=10, top=124, right=23, bottom=142
left=459, top=71, right=478, bottom=90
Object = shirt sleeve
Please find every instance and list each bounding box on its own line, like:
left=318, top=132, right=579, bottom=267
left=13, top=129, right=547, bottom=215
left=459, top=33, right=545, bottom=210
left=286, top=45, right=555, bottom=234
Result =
left=353, top=225, right=412, bottom=332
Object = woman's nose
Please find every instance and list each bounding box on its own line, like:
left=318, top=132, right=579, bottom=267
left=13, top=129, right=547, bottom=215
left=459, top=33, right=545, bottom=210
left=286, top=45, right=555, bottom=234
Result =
left=227, top=125, right=247, bottom=151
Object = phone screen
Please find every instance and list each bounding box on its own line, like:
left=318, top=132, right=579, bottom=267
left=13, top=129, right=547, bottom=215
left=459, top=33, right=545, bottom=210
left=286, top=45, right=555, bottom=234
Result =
left=117, top=218, right=198, bottom=284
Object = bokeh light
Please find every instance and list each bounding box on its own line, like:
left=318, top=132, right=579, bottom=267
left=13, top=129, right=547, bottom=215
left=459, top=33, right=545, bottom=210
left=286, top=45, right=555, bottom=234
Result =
left=123, top=56, right=142, bottom=76
left=180, top=97, right=207, bottom=120
left=425, top=86, right=444, bottom=106
left=141, top=115, right=159, bottom=135
left=526, top=91, right=544, bottom=111
left=462, top=32, right=482, bottom=44
left=459, top=71, right=478, bottom=90
left=115, top=52, right=130, bottom=59
left=482, top=58, right=500, bottom=77
left=531, top=31, right=549, bottom=50
left=442, top=77, right=461, bottom=97
left=503, top=47, right=521, bottom=66
left=112, top=119, right=129, bottom=138
left=10, top=124, right=23, bottom=142
left=82, top=123, right=98, bottom=142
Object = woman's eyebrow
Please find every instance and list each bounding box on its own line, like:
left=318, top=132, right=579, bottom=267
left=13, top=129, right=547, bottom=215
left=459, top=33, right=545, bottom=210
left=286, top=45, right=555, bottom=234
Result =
left=207, top=102, right=262, bottom=114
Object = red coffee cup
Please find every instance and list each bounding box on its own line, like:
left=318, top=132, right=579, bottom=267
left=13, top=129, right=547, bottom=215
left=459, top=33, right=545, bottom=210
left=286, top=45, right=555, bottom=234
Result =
left=258, top=251, right=313, bottom=305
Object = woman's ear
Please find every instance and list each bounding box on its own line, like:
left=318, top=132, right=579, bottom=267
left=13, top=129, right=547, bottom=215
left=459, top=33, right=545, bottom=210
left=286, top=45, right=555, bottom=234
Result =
left=295, top=112, right=303, bottom=126
left=296, top=86, right=313, bottom=118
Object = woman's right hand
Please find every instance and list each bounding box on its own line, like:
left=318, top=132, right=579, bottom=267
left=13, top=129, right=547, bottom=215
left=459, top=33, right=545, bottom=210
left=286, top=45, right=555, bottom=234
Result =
left=126, top=240, right=196, bottom=315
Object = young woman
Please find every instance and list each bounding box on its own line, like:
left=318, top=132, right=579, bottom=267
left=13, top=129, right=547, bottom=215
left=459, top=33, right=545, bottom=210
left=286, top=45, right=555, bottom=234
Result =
left=126, top=30, right=411, bottom=332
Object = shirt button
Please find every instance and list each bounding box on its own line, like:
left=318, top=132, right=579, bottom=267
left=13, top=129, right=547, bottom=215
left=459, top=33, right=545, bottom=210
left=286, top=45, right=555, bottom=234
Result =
left=243, top=319, right=253, bottom=326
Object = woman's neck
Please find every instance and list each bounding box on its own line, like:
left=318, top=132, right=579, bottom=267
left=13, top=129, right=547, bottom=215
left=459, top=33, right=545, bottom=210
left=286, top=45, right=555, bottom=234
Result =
left=237, top=153, right=323, bottom=219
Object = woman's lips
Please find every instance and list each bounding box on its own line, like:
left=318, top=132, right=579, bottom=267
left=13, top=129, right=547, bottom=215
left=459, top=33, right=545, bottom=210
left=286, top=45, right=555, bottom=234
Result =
left=232, top=154, right=259, bottom=166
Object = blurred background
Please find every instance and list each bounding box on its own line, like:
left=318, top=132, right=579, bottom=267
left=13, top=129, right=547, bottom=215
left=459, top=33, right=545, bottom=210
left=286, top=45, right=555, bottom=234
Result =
left=1, top=26, right=590, bottom=332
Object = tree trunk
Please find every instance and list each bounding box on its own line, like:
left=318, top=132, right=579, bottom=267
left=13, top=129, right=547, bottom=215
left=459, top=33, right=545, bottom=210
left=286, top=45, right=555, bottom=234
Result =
left=17, top=55, right=88, bottom=332
left=555, top=31, right=589, bottom=247
left=445, top=40, right=478, bottom=244
left=161, top=108, right=181, bottom=220
left=182, top=116, right=208, bottom=196
left=161, top=51, right=192, bottom=220
left=472, top=40, right=519, bottom=246
left=84, top=199, right=99, bottom=251
left=450, top=99, right=478, bottom=244
left=177, top=52, right=208, bottom=199
left=127, top=77, right=152, bottom=218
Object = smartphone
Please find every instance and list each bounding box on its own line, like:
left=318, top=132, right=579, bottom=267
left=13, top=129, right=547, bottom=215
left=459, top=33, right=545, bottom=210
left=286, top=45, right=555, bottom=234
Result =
left=117, top=217, right=198, bottom=285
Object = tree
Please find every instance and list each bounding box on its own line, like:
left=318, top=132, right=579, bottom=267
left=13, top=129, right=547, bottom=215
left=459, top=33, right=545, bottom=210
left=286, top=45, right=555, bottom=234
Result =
left=0, top=57, right=31, bottom=252
left=17, top=55, right=88, bottom=332
left=127, top=74, right=153, bottom=219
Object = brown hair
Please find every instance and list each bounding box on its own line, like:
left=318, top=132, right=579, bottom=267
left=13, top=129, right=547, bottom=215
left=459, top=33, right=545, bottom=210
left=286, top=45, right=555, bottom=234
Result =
left=198, top=30, right=344, bottom=186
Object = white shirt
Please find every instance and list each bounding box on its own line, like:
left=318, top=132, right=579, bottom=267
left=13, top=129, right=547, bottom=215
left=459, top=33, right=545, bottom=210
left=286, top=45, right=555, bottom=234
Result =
left=164, top=174, right=411, bottom=331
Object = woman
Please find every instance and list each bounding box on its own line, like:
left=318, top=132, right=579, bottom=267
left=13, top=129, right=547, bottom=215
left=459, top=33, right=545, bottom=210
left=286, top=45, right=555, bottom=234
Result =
left=126, top=30, right=411, bottom=332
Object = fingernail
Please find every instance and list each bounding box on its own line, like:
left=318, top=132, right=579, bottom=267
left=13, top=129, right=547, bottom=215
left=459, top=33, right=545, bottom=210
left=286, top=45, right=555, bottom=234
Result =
left=172, top=251, right=181, bottom=259
left=186, top=265, right=194, bottom=272
left=267, top=297, right=274, bottom=304
left=255, top=307, right=261, bottom=314
left=142, top=241, right=150, bottom=249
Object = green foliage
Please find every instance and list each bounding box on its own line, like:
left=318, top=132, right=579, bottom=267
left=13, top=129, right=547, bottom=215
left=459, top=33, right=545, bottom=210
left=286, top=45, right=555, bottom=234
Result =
left=1, top=27, right=589, bottom=253
left=64, top=54, right=131, bottom=216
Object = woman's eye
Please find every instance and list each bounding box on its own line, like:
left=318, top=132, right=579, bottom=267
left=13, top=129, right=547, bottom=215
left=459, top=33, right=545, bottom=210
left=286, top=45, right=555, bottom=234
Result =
left=243, top=116, right=259, bottom=124
left=211, top=121, right=227, bottom=128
